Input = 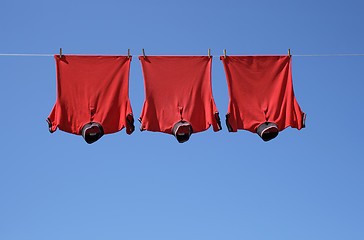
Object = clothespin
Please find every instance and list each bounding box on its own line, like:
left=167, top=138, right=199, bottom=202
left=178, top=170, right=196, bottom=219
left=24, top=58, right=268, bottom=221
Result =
left=224, top=49, right=227, bottom=59
left=60, top=48, right=62, bottom=58
left=288, top=49, right=291, bottom=58
left=208, top=49, right=211, bottom=58
left=142, top=49, right=146, bottom=59
left=127, top=49, right=130, bottom=59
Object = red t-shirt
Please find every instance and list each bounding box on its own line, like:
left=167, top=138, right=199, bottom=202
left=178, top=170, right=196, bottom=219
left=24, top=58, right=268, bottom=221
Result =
left=221, top=55, right=306, bottom=133
left=47, top=55, right=134, bottom=135
left=139, top=56, right=221, bottom=134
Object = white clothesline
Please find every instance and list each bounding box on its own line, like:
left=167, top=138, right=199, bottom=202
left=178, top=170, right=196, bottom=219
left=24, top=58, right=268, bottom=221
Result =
left=0, top=53, right=54, bottom=56
left=1, top=53, right=364, bottom=57
left=292, top=54, right=364, bottom=57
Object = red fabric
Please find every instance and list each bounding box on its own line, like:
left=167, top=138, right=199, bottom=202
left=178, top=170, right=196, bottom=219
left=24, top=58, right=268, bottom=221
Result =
left=47, top=55, right=134, bottom=135
left=221, top=55, right=305, bottom=133
left=139, top=56, right=221, bottom=134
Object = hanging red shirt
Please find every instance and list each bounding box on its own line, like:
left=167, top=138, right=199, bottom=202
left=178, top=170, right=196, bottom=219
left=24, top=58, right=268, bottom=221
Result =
left=47, top=55, right=134, bottom=140
left=139, top=56, right=221, bottom=136
left=220, top=55, right=306, bottom=134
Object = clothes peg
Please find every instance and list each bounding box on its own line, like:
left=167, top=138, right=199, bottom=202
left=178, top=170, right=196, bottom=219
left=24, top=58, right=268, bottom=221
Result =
left=288, top=49, right=291, bottom=57
left=208, top=49, right=211, bottom=58
left=224, top=49, right=227, bottom=59
left=60, top=48, right=62, bottom=58
left=142, top=49, right=146, bottom=59
left=127, top=49, right=130, bottom=59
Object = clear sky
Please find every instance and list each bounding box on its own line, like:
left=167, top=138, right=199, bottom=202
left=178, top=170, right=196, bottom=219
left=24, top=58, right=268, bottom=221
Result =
left=1, top=0, right=364, bottom=240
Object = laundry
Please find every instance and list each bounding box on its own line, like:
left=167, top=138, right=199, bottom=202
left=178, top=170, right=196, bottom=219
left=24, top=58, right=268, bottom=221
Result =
left=47, top=55, right=134, bottom=143
left=221, top=55, right=306, bottom=141
left=139, top=56, right=222, bottom=143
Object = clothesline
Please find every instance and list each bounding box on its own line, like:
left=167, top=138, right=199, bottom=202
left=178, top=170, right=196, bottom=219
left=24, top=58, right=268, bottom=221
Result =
left=292, top=54, right=364, bottom=57
left=0, top=53, right=54, bottom=56
left=1, top=53, right=364, bottom=57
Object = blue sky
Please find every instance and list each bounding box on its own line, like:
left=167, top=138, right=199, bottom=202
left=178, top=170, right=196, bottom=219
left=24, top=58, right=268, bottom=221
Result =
left=1, top=0, right=364, bottom=240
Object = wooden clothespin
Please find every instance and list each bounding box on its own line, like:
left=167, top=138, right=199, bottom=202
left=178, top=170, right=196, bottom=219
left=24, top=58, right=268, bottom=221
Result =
left=208, top=49, right=211, bottom=58
left=60, top=48, right=62, bottom=58
left=142, top=49, right=146, bottom=59
left=288, top=49, right=291, bottom=58
left=127, top=49, right=130, bottom=59
left=224, top=49, right=227, bottom=59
